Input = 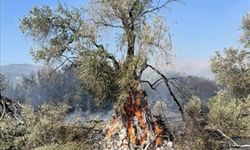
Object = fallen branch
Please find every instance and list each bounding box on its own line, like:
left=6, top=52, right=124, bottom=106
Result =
left=205, top=128, right=250, bottom=148
left=0, top=94, right=24, bottom=123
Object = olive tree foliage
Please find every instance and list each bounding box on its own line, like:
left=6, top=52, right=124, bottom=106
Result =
left=206, top=13, right=250, bottom=139
left=210, top=48, right=250, bottom=99
left=208, top=91, right=250, bottom=137
left=210, top=13, right=250, bottom=99
left=20, top=0, right=175, bottom=111
left=241, top=13, right=250, bottom=48
left=0, top=103, right=104, bottom=150
left=184, top=96, right=201, bottom=120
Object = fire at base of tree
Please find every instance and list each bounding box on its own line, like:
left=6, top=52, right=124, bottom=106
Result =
left=104, top=84, right=174, bottom=150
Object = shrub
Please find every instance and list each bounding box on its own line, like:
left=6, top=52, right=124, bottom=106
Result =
left=184, top=96, right=201, bottom=120
left=207, top=91, right=250, bottom=137
left=0, top=103, right=104, bottom=150
left=0, top=103, right=69, bottom=149
left=175, top=96, right=220, bottom=150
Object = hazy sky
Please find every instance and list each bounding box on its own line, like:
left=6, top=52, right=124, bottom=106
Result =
left=0, top=0, right=249, bottom=78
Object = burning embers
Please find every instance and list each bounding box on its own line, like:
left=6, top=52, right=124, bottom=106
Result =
left=104, top=86, right=173, bottom=150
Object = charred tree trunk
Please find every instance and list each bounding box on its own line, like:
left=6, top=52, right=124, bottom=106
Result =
left=104, top=81, right=174, bottom=150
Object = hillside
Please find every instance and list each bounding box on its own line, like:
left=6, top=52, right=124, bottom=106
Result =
left=0, top=64, right=39, bottom=84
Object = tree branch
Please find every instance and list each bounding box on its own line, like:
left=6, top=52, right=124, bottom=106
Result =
left=54, top=58, right=69, bottom=71
left=205, top=128, right=250, bottom=149
left=0, top=96, right=24, bottom=123
left=141, top=0, right=177, bottom=16
left=88, top=18, right=123, bottom=28
left=168, top=80, right=190, bottom=101
left=140, top=78, right=163, bottom=90
left=146, top=64, right=185, bottom=121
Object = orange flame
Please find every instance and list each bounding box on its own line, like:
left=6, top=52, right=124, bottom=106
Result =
left=104, top=81, right=168, bottom=149
left=124, top=90, right=165, bottom=147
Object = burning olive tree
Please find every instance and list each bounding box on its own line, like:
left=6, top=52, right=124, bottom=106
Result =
left=20, top=0, right=182, bottom=115
left=21, top=0, right=182, bottom=149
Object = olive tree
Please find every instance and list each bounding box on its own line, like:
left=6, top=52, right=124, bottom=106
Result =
left=210, top=13, right=250, bottom=99
left=20, top=0, right=183, bottom=116
left=208, top=13, right=250, bottom=138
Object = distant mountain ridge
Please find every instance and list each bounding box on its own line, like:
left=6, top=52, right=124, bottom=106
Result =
left=0, top=64, right=39, bottom=84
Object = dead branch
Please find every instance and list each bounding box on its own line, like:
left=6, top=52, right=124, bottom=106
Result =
left=16, top=101, right=24, bottom=109
left=49, top=55, right=77, bottom=75
left=205, top=128, right=250, bottom=149
left=0, top=95, right=24, bottom=123
left=140, top=78, right=162, bottom=90
left=145, top=64, right=185, bottom=121
left=168, top=80, right=190, bottom=101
